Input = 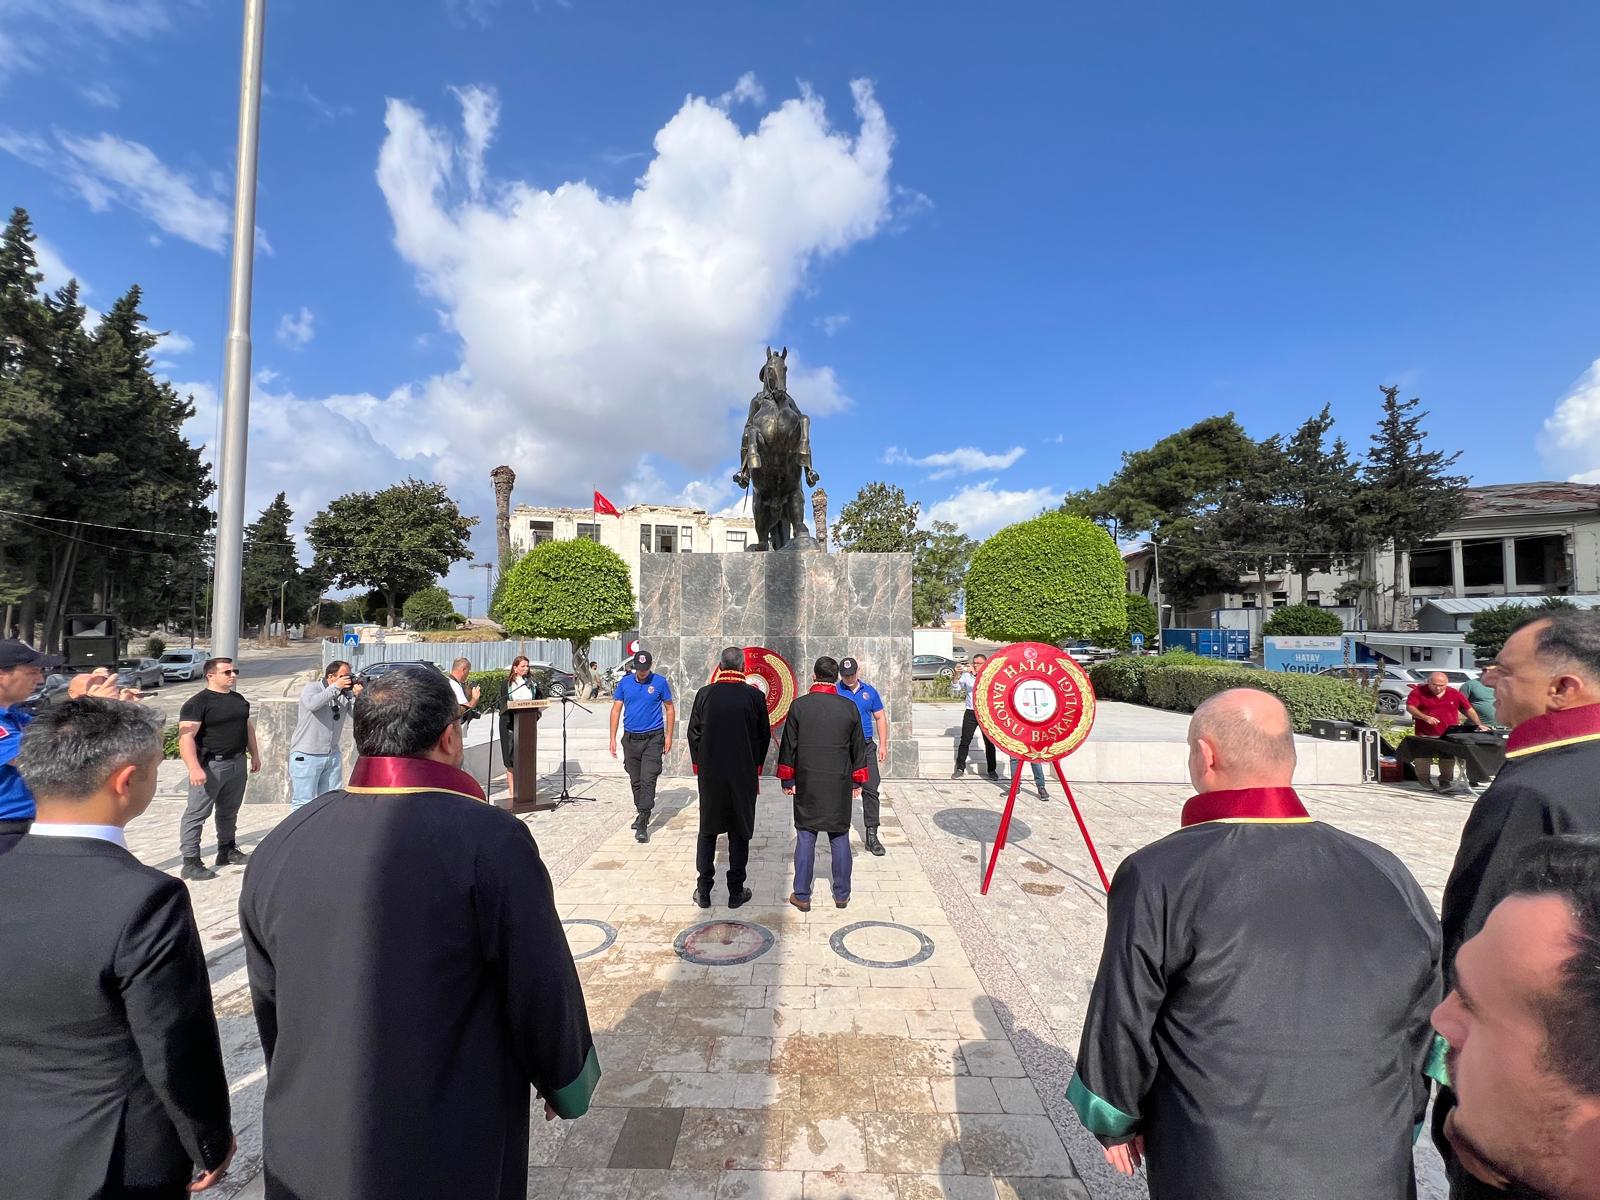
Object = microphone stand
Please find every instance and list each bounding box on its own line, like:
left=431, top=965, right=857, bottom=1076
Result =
left=553, top=694, right=596, bottom=806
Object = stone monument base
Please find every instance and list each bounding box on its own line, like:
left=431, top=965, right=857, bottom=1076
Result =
left=639, top=551, right=919, bottom=779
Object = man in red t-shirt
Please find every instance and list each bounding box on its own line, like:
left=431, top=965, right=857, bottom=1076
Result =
left=1407, top=672, right=1489, bottom=791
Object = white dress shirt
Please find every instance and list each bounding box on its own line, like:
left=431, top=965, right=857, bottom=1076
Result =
left=28, top=822, right=128, bottom=849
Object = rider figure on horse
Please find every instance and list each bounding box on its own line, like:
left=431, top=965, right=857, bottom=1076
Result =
left=733, top=346, right=821, bottom=491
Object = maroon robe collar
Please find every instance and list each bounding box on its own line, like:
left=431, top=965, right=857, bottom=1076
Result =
left=1180, top=786, right=1311, bottom=828
left=1506, top=702, right=1600, bottom=758
left=809, top=683, right=838, bottom=695
left=347, top=755, right=486, bottom=802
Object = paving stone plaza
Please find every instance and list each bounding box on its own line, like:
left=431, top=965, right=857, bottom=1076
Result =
left=138, top=763, right=1470, bottom=1199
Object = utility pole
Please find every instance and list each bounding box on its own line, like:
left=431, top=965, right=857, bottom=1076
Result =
left=208, top=0, right=267, bottom=660
left=278, top=579, right=289, bottom=645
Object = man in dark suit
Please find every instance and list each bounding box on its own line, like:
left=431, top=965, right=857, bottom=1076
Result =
left=0, top=698, right=235, bottom=1199
left=241, top=663, right=597, bottom=1200
left=778, top=656, right=869, bottom=911
left=686, top=645, right=772, bottom=908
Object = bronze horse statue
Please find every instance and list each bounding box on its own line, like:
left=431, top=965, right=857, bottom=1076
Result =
left=733, top=346, right=821, bottom=550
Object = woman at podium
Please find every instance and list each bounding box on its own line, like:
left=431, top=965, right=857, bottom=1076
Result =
left=499, top=656, right=542, bottom=804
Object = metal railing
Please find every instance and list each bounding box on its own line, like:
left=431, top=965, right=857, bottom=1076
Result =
left=321, top=637, right=626, bottom=673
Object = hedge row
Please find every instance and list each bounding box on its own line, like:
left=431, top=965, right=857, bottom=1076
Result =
left=1087, top=656, right=1375, bottom=731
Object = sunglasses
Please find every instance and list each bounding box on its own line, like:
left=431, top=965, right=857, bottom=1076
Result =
left=216, top=669, right=239, bottom=677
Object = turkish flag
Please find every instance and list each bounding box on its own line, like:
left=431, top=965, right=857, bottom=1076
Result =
left=593, top=490, right=620, bottom=516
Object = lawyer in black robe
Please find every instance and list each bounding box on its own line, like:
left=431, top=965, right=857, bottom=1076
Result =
left=240, top=755, right=598, bottom=1200
left=687, top=663, right=771, bottom=901
left=1434, top=701, right=1600, bottom=1199
left=778, top=679, right=868, bottom=907
left=1069, top=787, right=1442, bottom=1200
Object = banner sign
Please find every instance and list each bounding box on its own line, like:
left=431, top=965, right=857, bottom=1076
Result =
left=1264, top=635, right=1348, bottom=674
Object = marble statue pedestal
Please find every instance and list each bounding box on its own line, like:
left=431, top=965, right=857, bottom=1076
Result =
left=638, top=551, right=919, bottom=779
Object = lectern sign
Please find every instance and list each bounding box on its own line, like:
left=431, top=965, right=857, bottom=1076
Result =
left=975, top=643, right=1096, bottom=762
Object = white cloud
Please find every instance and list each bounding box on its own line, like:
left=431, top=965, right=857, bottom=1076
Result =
left=924, top=480, right=1058, bottom=539
left=816, top=312, right=850, bottom=336
left=153, top=329, right=192, bottom=355
left=884, top=444, right=1026, bottom=480
left=276, top=307, right=315, bottom=347
left=81, top=81, right=119, bottom=109
left=1, top=1, right=182, bottom=86
left=449, top=84, right=498, bottom=197
left=363, top=75, right=892, bottom=509
left=1540, top=358, right=1600, bottom=482
left=717, top=72, right=767, bottom=109
left=1, top=127, right=234, bottom=250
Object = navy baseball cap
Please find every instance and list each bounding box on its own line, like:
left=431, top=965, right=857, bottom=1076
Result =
left=631, top=650, right=654, bottom=670
left=0, top=639, right=63, bottom=671
left=839, top=657, right=859, bottom=676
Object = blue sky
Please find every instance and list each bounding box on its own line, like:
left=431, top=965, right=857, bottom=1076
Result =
left=5, top=1, right=1600, bottom=605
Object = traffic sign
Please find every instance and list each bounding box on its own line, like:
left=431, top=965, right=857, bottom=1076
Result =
left=342, top=625, right=359, bottom=648
left=1130, top=632, right=1145, bottom=650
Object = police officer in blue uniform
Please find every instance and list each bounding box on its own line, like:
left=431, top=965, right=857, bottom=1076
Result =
left=609, top=650, right=675, bottom=843
left=838, top=656, right=889, bottom=856
left=0, top=639, right=64, bottom=856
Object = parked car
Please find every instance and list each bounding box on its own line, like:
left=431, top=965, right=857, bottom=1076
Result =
left=158, top=648, right=208, bottom=682
left=951, top=645, right=970, bottom=664
left=20, top=672, right=72, bottom=714
left=528, top=662, right=577, bottom=699
left=1060, top=642, right=1114, bottom=666
left=115, top=657, right=163, bottom=690
left=912, top=654, right=958, bottom=681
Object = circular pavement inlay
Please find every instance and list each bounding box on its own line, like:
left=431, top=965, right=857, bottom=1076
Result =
left=674, top=920, right=776, bottom=967
left=562, top=918, right=617, bottom=961
left=830, top=920, right=936, bottom=969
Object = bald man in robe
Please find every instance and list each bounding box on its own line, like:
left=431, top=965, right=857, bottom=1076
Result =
left=1068, top=689, right=1444, bottom=1200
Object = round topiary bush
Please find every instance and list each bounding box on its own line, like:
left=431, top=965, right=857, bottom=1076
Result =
left=965, top=512, right=1127, bottom=644
left=1261, top=604, right=1344, bottom=637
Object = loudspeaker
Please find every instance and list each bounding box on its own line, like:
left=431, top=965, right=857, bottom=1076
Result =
left=64, top=614, right=119, bottom=669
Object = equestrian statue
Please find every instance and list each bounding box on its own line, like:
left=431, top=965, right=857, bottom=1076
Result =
left=732, top=346, right=821, bottom=551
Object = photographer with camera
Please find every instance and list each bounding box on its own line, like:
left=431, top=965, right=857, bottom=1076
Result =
left=288, top=660, right=362, bottom=810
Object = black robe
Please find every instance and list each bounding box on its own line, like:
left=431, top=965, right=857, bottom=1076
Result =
left=240, top=756, right=598, bottom=1200
left=687, top=671, right=772, bottom=838
left=1069, top=787, right=1441, bottom=1200
left=1433, top=704, right=1600, bottom=1199
left=776, top=686, right=868, bottom=834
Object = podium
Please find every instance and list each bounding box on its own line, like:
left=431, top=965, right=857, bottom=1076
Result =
left=503, top=700, right=554, bottom=813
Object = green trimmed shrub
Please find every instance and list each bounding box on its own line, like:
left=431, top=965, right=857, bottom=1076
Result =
left=162, top=724, right=180, bottom=759
left=144, top=636, right=166, bottom=658
left=1087, top=656, right=1154, bottom=705
left=1262, top=605, right=1344, bottom=637
left=965, top=513, right=1126, bottom=644
left=469, top=669, right=508, bottom=712
left=402, top=585, right=460, bottom=631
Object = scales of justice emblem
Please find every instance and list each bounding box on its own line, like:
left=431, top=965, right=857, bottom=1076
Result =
left=973, top=642, right=1109, bottom=895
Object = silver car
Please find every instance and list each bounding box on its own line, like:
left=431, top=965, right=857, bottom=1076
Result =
left=159, top=648, right=208, bottom=682
left=115, top=657, right=164, bottom=690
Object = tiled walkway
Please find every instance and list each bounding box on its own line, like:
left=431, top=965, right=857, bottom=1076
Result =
left=119, top=762, right=1473, bottom=1199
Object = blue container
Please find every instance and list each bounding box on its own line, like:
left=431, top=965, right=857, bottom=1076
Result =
left=1160, top=628, right=1251, bottom=660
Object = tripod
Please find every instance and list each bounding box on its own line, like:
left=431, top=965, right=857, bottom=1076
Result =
left=553, top=694, right=596, bottom=806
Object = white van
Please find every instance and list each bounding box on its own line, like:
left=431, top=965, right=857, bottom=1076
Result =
left=159, top=648, right=208, bottom=682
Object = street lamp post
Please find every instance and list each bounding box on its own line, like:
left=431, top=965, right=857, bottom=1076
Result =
left=278, top=579, right=289, bottom=645
left=472, top=562, right=495, bottom=619
left=208, top=0, right=268, bottom=661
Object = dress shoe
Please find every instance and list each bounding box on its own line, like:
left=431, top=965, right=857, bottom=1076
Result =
left=692, top=888, right=711, bottom=909
left=985, top=770, right=1000, bottom=780
left=834, top=897, right=849, bottom=909
left=215, top=843, right=249, bottom=867
left=728, top=887, right=753, bottom=908
left=865, top=829, right=886, bottom=856
left=181, top=857, right=217, bottom=882
left=788, top=892, right=811, bottom=912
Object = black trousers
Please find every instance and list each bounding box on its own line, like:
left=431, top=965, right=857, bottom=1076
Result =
left=860, top=746, right=881, bottom=829
left=622, top=730, right=664, bottom=813
left=696, top=832, right=750, bottom=893
left=955, top=710, right=996, bottom=773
